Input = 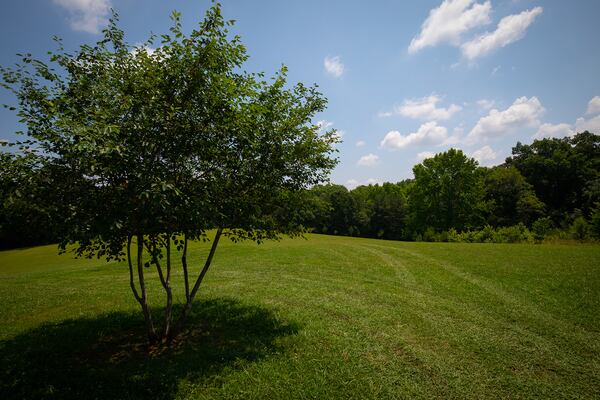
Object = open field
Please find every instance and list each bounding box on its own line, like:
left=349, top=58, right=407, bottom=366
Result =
left=1, top=234, right=599, bottom=399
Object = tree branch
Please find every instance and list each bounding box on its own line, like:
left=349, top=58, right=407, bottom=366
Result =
left=126, top=235, right=142, bottom=304
left=173, top=228, right=223, bottom=334
left=182, top=233, right=190, bottom=303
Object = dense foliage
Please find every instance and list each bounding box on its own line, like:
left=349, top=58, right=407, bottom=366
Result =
left=301, top=132, right=600, bottom=242
left=0, top=4, right=337, bottom=343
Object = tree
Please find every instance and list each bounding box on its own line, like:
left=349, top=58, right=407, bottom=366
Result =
left=409, top=149, right=485, bottom=233
left=0, top=152, right=59, bottom=248
left=506, top=131, right=600, bottom=219
left=483, top=166, right=545, bottom=226
left=0, top=4, right=338, bottom=344
left=305, top=184, right=364, bottom=236
left=352, top=182, right=409, bottom=239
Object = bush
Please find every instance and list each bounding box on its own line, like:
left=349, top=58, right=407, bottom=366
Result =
left=531, top=217, right=554, bottom=242
left=422, top=227, right=437, bottom=242
left=446, top=228, right=460, bottom=242
left=474, top=225, right=495, bottom=243
left=571, top=217, right=590, bottom=241
left=493, top=223, right=533, bottom=243
left=590, top=203, right=600, bottom=239
left=436, top=230, right=449, bottom=242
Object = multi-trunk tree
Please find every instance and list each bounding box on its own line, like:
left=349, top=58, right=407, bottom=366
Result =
left=0, top=4, right=338, bottom=344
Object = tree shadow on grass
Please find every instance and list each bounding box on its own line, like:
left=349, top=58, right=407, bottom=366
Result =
left=0, top=298, right=299, bottom=399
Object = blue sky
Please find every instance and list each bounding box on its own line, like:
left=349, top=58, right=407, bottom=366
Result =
left=1, top=0, right=600, bottom=187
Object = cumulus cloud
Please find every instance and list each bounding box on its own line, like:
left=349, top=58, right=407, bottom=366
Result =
left=416, top=151, right=436, bottom=162
left=471, top=145, right=497, bottom=164
left=586, top=96, right=600, bottom=115
left=333, top=130, right=345, bottom=141
left=468, top=96, right=544, bottom=143
left=346, top=179, right=360, bottom=189
left=316, top=120, right=334, bottom=132
left=381, top=122, right=448, bottom=150
left=53, top=0, right=111, bottom=34
left=346, top=178, right=382, bottom=189
left=534, top=123, right=574, bottom=139
left=356, top=140, right=366, bottom=147
left=357, top=153, right=380, bottom=167
left=575, top=114, right=600, bottom=134
left=461, top=7, right=543, bottom=59
left=324, top=56, right=344, bottom=78
left=381, top=95, right=462, bottom=121
left=409, top=0, right=491, bottom=53
left=366, top=178, right=382, bottom=185
left=477, top=99, right=495, bottom=110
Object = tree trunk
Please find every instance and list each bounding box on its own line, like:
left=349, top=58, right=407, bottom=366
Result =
left=172, top=228, right=223, bottom=337
left=163, top=235, right=173, bottom=341
left=182, top=234, right=190, bottom=303
left=136, top=234, right=157, bottom=343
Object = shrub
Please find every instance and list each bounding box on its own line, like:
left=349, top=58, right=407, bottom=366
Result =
left=422, top=227, right=437, bottom=242
left=571, top=217, right=590, bottom=241
left=447, top=228, right=460, bottom=242
left=493, top=223, right=533, bottom=243
left=531, top=217, right=554, bottom=242
left=474, top=225, right=495, bottom=243
left=590, top=203, right=600, bottom=239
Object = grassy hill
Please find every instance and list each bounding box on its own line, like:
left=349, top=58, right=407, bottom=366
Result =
left=1, top=234, right=599, bottom=399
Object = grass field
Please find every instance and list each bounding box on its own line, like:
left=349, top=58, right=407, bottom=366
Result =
left=1, top=234, right=599, bottom=399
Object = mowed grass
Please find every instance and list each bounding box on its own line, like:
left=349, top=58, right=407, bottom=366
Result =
left=0, top=234, right=599, bottom=399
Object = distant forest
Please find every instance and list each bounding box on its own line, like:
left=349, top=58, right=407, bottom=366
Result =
left=1, top=131, right=599, bottom=248
left=298, top=131, right=600, bottom=243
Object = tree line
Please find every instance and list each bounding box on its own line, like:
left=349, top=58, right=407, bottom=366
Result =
left=300, top=131, right=600, bottom=242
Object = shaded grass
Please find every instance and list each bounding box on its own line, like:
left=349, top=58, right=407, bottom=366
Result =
left=0, top=298, right=297, bottom=399
left=0, top=234, right=599, bottom=398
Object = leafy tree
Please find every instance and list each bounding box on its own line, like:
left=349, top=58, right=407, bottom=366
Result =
left=589, top=202, right=600, bottom=239
left=531, top=216, right=554, bottom=242
left=571, top=217, right=590, bottom=241
left=0, top=152, right=57, bottom=248
left=352, top=182, right=409, bottom=239
left=409, top=149, right=485, bottom=233
left=483, top=166, right=545, bottom=226
left=0, top=5, right=337, bottom=343
left=305, top=184, right=364, bottom=236
left=506, top=131, right=600, bottom=218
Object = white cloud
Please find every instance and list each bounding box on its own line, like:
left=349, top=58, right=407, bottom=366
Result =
left=333, top=130, right=345, bottom=141
left=132, top=44, right=157, bottom=57
left=346, top=179, right=360, bottom=189
left=366, top=178, right=382, bottom=186
left=534, top=123, right=574, bottom=139
left=461, top=7, right=543, bottom=59
left=586, top=96, right=600, bottom=115
left=381, top=121, right=448, bottom=150
left=575, top=115, right=600, bottom=134
left=53, top=0, right=111, bottom=34
left=357, top=153, right=380, bottom=167
left=382, top=95, right=462, bottom=121
left=316, top=120, right=334, bottom=132
left=468, top=96, right=544, bottom=143
left=416, top=151, right=436, bottom=162
left=471, top=145, right=497, bottom=164
left=477, top=99, right=495, bottom=110
left=440, top=127, right=463, bottom=146
left=324, top=56, right=345, bottom=78
left=345, top=178, right=382, bottom=189
left=409, top=0, right=491, bottom=53
left=356, top=140, right=366, bottom=147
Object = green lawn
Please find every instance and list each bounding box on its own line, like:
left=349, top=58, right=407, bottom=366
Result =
left=1, top=234, right=599, bottom=399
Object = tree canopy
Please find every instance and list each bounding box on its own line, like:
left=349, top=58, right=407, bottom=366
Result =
left=0, top=4, right=338, bottom=343
left=410, top=149, right=485, bottom=233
